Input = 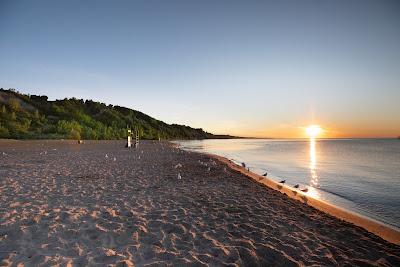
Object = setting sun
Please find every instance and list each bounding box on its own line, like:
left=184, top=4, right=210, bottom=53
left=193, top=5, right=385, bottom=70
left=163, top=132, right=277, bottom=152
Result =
left=306, top=125, right=322, bottom=138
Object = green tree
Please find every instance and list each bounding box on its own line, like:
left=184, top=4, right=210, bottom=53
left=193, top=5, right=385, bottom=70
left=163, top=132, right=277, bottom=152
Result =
left=57, top=120, right=82, bottom=139
left=8, top=98, right=20, bottom=111
left=0, top=124, right=9, bottom=138
left=10, top=111, right=16, bottom=120
left=69, top=129, right=81, bottom=140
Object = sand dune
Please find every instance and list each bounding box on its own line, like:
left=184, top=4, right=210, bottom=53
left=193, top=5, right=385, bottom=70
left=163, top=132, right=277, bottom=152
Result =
left=0, top=140, right=399, bottom=266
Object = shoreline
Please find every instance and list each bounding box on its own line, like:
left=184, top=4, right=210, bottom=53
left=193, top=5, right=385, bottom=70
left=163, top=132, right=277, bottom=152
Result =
left=3, top=138, right=399, bottom=244
left=206, top=152, right=400, bottom=245
left=1, top=140, right=399, bottom=265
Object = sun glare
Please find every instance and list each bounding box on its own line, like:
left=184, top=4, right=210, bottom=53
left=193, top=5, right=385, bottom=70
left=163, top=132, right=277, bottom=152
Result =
left=306, top=125, right=322, bottom=138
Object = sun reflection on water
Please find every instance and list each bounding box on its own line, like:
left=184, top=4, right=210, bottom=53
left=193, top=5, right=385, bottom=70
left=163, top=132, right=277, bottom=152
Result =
left=308, top=138, right=321, bottom=199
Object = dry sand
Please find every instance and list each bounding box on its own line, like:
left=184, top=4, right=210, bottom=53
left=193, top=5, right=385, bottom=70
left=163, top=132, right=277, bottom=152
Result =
left=0, top=140, right=399, bottom=266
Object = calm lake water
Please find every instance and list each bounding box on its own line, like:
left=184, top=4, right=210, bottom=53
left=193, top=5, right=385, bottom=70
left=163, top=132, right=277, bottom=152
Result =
left=176, top=138, right=400, bottom=229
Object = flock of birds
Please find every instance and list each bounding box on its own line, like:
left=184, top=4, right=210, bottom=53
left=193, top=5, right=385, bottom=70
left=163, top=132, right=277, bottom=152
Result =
left=1, top=144, right=313, bottom=193
left=175, top=159, right=222, bottom=180
left=278, top=179, right=308, bottom=193
left=244, top=162, right=309, bottom=193
left=173, top=160, right=310, bottom=193
left=103, top=152, right=309, bottom=193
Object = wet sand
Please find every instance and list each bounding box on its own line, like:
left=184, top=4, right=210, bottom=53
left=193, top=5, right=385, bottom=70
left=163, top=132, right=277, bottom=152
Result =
left=0, top=140, right=399, bottom=266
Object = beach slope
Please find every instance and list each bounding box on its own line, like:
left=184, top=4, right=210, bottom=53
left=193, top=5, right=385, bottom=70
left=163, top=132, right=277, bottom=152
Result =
left=0, top=140, right=399, bottom=266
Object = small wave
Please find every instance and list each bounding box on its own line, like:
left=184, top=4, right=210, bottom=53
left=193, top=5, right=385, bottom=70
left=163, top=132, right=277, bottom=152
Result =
left=319, top=187, right=355, bottom=202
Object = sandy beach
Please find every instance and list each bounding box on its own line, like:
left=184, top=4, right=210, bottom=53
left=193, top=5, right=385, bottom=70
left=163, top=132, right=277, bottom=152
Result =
left=1, top=140, right=399, bottom=266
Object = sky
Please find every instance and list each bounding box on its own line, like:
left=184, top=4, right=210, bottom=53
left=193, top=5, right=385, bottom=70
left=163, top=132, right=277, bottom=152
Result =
left=1, top=0, right=399, bottom=138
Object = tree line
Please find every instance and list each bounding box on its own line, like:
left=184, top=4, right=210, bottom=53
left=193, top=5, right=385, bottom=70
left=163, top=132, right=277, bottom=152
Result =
left=0, top=88, right=234, bottom=140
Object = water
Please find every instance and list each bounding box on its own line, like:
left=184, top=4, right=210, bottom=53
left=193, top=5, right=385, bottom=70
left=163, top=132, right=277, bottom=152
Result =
left=176, top=138, right=400, bottom=229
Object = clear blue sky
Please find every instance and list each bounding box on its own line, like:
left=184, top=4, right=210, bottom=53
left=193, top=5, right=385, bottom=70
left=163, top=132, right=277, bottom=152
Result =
left=1, top=0, right=399, bottom=137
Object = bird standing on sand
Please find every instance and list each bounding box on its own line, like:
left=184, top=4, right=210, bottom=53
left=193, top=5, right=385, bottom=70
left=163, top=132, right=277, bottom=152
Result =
left=279, top=180, right=286, bottom=184
left=262, top=172, right=268, bottom=176
left=241, top=162, right=246, bottom=168
left=174, top=163, right=182, bottom=169
left=294, top=184, right=299, bottom=188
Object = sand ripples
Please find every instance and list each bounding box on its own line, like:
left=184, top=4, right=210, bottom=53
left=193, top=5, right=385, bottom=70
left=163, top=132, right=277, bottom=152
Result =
left=0, top=140, right=399, bottom=266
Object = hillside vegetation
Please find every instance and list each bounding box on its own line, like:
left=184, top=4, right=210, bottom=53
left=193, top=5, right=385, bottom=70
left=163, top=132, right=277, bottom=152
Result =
left=0, top=88, right=233, bottom=140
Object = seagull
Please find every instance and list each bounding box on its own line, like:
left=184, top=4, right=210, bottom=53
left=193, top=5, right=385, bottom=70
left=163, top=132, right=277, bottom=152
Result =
left=174, top=163, right=182, bottom=169
left=241, top=162, right=246, bottom=168
left=207, top=167, right=211, bottom=172
left=301, top=188, right=308, bottom=193
left=294, top=184, right=299, bottom=188
left=177, top=173, right=182, bottom=180
left=279, top=180, right=286, bottom=184
left=105, top=154, right=108, bottom=158
left=262, top=172, right=268, bottom=176
left=113, top=157, right=116, bottom=161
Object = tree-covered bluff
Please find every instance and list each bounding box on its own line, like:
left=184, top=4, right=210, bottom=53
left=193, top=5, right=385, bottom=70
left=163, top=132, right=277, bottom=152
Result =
left=0, top=88, right=234, bottom=140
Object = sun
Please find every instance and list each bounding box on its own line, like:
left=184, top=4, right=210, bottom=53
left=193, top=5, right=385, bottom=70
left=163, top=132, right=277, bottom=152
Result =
left=306, top=125, right=322, bottom=138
